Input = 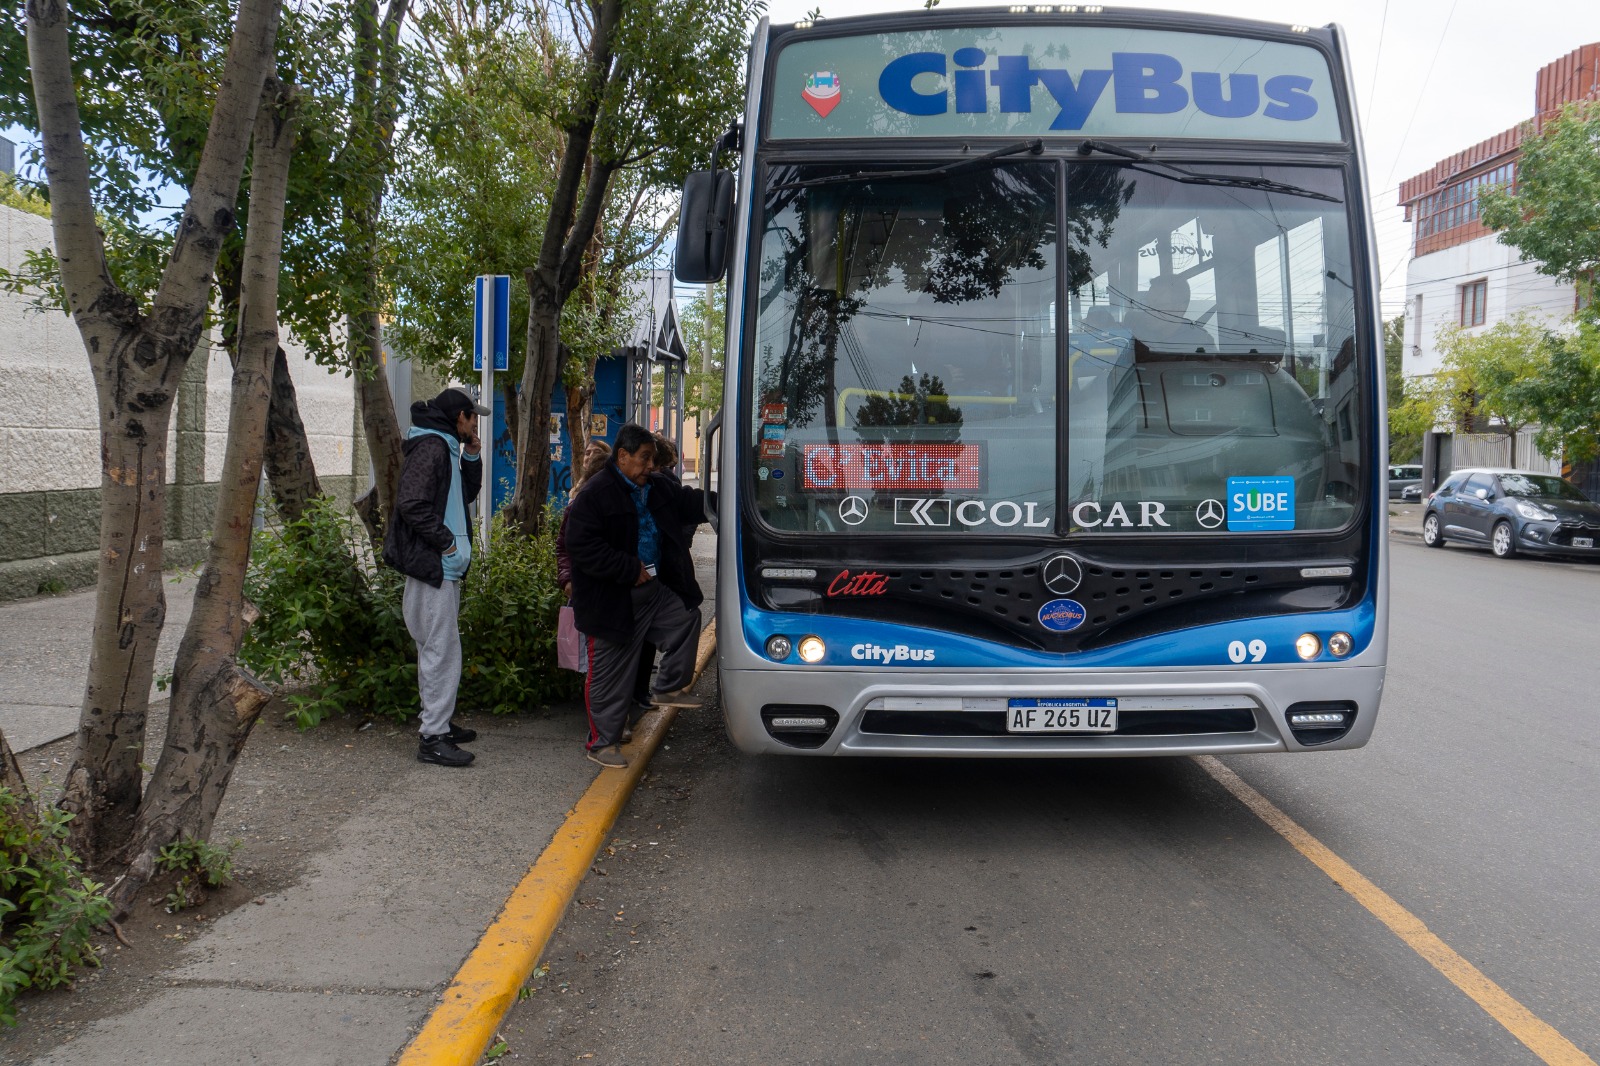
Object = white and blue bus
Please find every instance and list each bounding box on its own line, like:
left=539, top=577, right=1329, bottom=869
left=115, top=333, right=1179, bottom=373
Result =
left=676, top=6, right=1387, bottom=756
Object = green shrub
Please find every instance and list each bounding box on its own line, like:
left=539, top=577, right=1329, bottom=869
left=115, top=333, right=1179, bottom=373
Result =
left=240, top=497, right=417, bottom=729
left=0, top=789, right=112, bottom=1027
left=241, top=497, right=577, bottom=727
left=156, top=836, right=239, bottom=913
left=458, top=509, right=580, bottom=714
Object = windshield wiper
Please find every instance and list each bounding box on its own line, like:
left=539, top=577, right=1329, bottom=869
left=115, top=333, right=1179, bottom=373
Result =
left=774, top=139, right=1044, bottom=191
left=1076, top=140, right=1343, bottom=204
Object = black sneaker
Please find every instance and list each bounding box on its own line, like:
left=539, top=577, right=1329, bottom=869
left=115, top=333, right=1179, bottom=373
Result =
left=418, top=735, right=474, bottom=767
left=444, top=719, right=477, bottom=744
left=631, top=697, right=657, bottom=714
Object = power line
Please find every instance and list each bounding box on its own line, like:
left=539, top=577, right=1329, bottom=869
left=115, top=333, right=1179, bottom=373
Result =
left=1380, top=0, right=1460, bottom=193
left=1365, top=0, right=1392, bottom=114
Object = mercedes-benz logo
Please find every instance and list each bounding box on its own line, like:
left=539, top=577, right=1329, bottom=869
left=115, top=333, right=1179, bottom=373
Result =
left=1042, top=554, right=1083, bottom=595
left=839, top=495, right=869, bottom=526
left=1196, top=498, right=1225, bottom=529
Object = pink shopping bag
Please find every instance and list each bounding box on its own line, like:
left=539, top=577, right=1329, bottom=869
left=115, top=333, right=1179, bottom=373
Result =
left=557, top=604, right=586, bottom=672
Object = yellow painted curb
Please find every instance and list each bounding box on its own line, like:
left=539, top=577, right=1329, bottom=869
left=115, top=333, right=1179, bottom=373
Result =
left=396, top=619, right=717, bottom=1066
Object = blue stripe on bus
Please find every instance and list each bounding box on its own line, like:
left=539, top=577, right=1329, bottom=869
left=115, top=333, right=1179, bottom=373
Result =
left=740, top=598, right=1376, bottom=669
left=731, top=501, right=1382, bottom=670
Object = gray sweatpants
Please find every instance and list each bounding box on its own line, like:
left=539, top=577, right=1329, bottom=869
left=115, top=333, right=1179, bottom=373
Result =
left=403, top=576, right=461, bottom=737
left=584, top=581, right=701, bottom=750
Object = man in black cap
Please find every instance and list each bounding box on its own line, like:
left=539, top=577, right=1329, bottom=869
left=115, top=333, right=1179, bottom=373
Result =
left=383, top=386, right=490, bottom=767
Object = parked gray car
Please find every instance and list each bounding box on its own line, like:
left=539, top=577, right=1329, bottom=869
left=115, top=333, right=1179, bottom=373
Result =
left=1421, top=468, right=1600, bottom=559
left=1387, top=463, right=1423, bottom=500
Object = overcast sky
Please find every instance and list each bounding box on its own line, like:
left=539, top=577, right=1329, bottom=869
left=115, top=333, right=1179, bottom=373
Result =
left=762, top=0, right=1600, bottom=317
left=7, top=2, right=1594, bottom=320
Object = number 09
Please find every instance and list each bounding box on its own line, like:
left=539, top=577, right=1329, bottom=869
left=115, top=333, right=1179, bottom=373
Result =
left=1227, top=639, right=1267, bottom=663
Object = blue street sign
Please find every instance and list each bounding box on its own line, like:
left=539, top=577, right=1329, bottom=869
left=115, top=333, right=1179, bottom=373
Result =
left=473, top=274, right=510, bottom=372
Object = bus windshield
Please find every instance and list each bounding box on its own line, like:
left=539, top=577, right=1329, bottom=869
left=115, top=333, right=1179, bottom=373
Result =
left=748, top=161, right=1363, bottom=536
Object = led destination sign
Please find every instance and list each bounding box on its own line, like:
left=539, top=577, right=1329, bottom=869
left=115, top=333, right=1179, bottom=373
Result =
left=801, top=442, right=986, bottom=493
left=770, top=26, right=1343, bottom=142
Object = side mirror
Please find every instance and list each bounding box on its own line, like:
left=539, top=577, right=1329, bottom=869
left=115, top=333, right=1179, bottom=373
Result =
left=674, top=170, right=735, bottom=283
left=1474, top=488, right=1490, bottom=499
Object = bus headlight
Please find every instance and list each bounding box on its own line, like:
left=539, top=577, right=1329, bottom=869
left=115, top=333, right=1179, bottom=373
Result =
left=765, top=635, right=792, bottom=661
left=1328, top=632, right=1353, bottom=657
left=1295, top=633, right=1322, bottom=660
left=797, top=635, right=827, bottom=663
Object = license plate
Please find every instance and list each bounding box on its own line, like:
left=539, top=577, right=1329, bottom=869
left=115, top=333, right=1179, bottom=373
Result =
left=1006, top=698, right=1118, bottom=733
left=1575, top=537, right=1594, bottom=548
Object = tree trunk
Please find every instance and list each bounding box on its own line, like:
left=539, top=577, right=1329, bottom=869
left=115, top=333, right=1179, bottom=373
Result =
left=29, top=0, right=281, bottom=864
left=511, top=276, right=565, bottom=532
left=506, top=0, right=623, bottom=535
left=354, top=303, right=405, bottom=526
left=59, top=398, right=177, bottom=861
left=341, top=0, right=411, bottom=539
left=219, top=270, right=323, bottom=525
left=571, top=370, right=596, bottom=478
left=262, top=344, right=324, bottom=524
left=0, top=726, right=34, bottom=819
left=110, top=82, right=295, bottom=915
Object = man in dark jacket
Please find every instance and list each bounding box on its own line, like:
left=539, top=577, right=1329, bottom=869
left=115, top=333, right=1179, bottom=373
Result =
left=382, top=387, right=488, bottom=767
left=566, top=423, right=709, bottom=768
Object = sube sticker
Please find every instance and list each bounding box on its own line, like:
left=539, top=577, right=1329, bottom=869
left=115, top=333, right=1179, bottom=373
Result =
left=1226, top=476, right=1295, bottom=531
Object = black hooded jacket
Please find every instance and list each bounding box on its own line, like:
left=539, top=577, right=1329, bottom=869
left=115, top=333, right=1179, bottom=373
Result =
left=565, top=465, right=707, bottom=644
left=381, top=401, right=483, bottom=587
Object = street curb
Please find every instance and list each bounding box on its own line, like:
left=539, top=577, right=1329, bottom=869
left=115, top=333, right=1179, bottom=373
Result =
left=394, top=619, right=718, bottom=1066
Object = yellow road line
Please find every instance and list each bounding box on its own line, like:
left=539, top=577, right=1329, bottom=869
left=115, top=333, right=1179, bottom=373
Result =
left=1196, top=755, right=1595, bottom=1066
left=396, top=619, right=717, bottom=1066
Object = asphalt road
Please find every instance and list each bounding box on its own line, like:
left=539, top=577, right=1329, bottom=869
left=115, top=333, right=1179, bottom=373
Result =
left=491, top=537, right=1599, bottom=1065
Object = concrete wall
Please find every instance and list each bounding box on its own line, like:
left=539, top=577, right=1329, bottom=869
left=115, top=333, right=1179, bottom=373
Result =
left=0, top=202, right=366, bottom=600
left=1402, top=232, right=1576, bottom=379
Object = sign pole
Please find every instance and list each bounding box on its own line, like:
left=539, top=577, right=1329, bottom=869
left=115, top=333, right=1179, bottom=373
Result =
left=473, top=275, right=510, bottom=558
left=480, top=296, right=493, bottom=559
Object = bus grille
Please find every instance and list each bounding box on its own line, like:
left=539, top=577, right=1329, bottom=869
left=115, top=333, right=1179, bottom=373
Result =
left=858, top=707, right=1257, bottom=737
left=763, top=555, right=1355, bottom=653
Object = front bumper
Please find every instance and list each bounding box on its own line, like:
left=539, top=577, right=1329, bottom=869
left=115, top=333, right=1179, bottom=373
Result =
left=719, top=663, right=1385, bottom=757
left=1515, top=519, right=1600, bottom=556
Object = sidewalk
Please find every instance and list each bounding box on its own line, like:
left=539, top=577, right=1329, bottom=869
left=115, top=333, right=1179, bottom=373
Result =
left=0, top=570, right=201, bottom=753
left=0, top=535, right=717, bottom=1065
left=1388, top=502, right=1425, bottom=539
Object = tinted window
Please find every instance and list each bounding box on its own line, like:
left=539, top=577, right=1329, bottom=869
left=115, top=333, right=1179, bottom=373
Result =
left=1497, top=473, right=1590, bottom=502
left=1067, top=164, right=1360, bottom=533
left=749, top=163, right=1058, bottom=536
left=745, top=161, right=1365, bottom=537
left=1462, top=473, right=1494, bottom=496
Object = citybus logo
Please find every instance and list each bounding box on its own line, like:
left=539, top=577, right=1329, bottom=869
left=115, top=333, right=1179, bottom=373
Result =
left=851, top=642, right=938, bottom=663
left=877, top=49, right=1318, bottom=131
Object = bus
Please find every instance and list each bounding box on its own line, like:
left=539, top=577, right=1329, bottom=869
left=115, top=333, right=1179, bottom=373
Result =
left=676, top=6, right=1387, bottom=756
